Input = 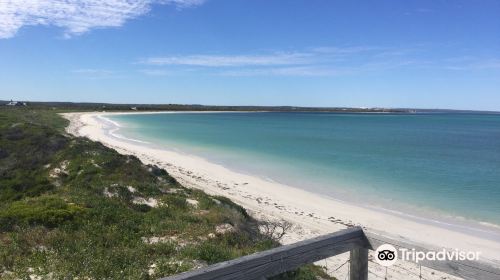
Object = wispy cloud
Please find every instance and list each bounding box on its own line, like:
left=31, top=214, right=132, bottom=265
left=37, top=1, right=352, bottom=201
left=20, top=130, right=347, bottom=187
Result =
left=140, top=47, right=386, bottom=67
left=140, top=53, right=313, bottom=67
left=0, top=0, right=205, bottom=39
left=139, top=69, right=171, bottom=76
left=218, top=66, right=347, bottom=77
left=137, top=46, right=500, bottom=77
left=217, top=60, right=427, bottom=77
left=72, top=68, right=121, bottom=79
left=310, top=46, right=382, bottom=55
left=138, top=46, right=428, bottom=77
left=443, top=57, right=500, bottom=71
left=73, top=68, right=114, bottom=74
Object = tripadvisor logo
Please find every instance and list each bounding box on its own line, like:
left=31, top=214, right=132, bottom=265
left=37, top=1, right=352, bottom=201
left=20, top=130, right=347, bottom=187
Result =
left=375, top=244, right=398, bottom=266
left=375, top=244, right=481, bottom=267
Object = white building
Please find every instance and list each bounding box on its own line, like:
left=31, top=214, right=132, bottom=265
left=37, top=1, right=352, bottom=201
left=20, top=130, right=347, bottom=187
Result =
left=6, top=100, right=27, bottom=106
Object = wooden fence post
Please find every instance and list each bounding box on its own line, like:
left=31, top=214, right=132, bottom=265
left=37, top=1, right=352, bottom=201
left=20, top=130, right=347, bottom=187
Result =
left=349, top=247, right=368, bottom=280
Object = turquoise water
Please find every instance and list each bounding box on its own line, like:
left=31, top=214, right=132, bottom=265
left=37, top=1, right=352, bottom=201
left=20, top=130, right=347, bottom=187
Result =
left=108, top=112, right=500, bottom=226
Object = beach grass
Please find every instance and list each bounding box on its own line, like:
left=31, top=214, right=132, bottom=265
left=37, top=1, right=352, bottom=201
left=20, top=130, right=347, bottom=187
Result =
left=0, top=107, right=333, bottom=279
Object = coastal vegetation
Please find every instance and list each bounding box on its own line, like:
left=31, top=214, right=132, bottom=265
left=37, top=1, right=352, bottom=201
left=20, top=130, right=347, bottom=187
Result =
left=0, top=100, right=409, bottom=113
left=0, top=107, right=333, bottom=279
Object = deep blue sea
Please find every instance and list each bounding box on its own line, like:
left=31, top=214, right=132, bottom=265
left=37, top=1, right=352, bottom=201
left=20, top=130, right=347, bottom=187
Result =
left=108, top=112, right=500, bottom=227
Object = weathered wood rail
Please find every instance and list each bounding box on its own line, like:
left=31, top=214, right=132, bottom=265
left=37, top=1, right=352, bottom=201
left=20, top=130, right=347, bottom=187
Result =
left=160, top=227, right=500, bottom=280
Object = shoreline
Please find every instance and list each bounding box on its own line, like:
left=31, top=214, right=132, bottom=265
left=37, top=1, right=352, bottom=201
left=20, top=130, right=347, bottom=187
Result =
left=63, top=111, right=500, bottom=279
left=99, top=111, right=500, bottom=239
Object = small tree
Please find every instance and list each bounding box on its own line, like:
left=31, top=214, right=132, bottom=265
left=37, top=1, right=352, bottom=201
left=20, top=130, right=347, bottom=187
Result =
left=259, top=218, right=293, bottom=242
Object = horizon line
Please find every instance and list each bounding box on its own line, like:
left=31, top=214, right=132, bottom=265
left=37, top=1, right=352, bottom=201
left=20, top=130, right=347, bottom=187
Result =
left=2, top=99, right=500, bottom=114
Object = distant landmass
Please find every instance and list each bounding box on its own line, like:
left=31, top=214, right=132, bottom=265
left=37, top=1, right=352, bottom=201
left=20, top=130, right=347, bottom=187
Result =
left=1, top=100, right=498, bottom=114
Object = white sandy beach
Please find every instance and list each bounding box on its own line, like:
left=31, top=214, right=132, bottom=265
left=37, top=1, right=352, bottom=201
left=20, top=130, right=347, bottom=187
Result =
left=63, top=111, right=500, bottom=280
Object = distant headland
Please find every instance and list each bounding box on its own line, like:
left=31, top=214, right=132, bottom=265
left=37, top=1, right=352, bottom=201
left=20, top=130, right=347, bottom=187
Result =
left=2, top=100, right=498, bottom=114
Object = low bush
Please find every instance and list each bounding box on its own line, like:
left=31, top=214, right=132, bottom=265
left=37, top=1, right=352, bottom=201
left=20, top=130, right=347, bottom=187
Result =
left=0, top=196, right=85, bottom=230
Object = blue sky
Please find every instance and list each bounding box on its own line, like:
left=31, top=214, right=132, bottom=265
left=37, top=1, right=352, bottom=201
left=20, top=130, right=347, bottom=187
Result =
left=0, top=0, right=499, bottom=110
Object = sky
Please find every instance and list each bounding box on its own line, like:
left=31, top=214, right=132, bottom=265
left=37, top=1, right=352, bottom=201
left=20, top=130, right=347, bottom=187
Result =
left=0, top=0, right=499, bottom=111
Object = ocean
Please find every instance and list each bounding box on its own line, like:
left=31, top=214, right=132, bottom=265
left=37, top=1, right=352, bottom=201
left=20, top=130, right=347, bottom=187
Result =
left=107, top=112, right=500, bottom=227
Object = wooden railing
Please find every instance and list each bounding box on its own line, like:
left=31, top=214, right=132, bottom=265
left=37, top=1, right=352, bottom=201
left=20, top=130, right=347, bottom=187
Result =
left=160, top=227, right=500, bottom=280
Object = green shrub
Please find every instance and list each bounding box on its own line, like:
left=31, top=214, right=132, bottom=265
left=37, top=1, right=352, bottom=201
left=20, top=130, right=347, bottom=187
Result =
left=0, top=196, right=85, bottom=230
left=212, top=195, right=249, bottom=218
left=191, top=242, right=233, bottom=264
left=270, top=264, right=335, bottom=280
